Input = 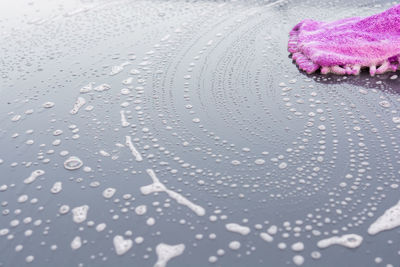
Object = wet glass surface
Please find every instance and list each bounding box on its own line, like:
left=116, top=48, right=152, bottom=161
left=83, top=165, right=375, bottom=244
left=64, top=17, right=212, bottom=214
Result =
left=0, top=0, right=399, bottom=266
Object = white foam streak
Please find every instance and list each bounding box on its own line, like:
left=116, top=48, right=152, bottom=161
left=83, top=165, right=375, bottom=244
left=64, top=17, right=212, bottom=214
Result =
left=141, top=169, right=205, bottom=216
left=125, top=136, right=143, bottom=161
left=154, top=243, right=185, bottom=267
left=120, top=110, right=130, bottom=127
left=317, top=234, right=363, bottom=249
left=368, top=200, right=400, bottom=235
left=70, top=97, right=86, bottom=115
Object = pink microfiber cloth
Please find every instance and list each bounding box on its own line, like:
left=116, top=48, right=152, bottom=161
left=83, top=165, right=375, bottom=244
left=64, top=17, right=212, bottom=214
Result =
left=288, top=4, right=400, bottom=76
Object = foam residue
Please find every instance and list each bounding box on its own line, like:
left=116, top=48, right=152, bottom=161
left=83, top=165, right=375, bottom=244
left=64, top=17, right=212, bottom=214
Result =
left=120, top=111, right=130, bottom=127
left=70, top=97, right=86, bottom=115
left=135, top=205, right=147, bottom=215
left=102, top=188, right=116, bottom=199
left=59, top=205, right=70, bottom=215
left=79, top=83, right=93, bottom=93
left=110, top=65, right=124, bottom=76
left=225, top=223, right=250, bottom=235
left=154, top=243, right=185, bottom=267
left=125, top=136, right=143, bottom=161
left=228, top=241, right=241, bottom=250
left=71, top=236, right=82, bottom=250
left=267, top=225, right=278, bottom=235
left=291, top=242, right=304, bottom=251
left=24, top=170, right=45, bottom=184
left=147, top=217, right=156, bottom=226
left=63, top=156, right=83, bottom=170
left=260, top=232, right=273, bottom=242
left=94, top=83, right=111, bottom=92
left=368, top=200, right=400, bottom=235
left=96, top=223, right=106, bottom=232
left=71, top=205, right=89, bottom=223
left=317, top=234, right=363, bottom=249
left=113, top=235, right=132, bottom=256
left=293, top=255, right=304, bottom=266
left=99, top=150, right=110, bottom=157
left=50, top=182, right=62, bottom=194
left=42, top=101, right=55, bottom=108
left=141, top=169, right=205, bottom=216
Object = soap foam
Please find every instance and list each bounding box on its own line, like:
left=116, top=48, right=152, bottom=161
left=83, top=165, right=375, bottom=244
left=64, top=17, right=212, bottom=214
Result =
left=368, top=200, right=400, bottom=235
left=70, top=97, right=86, bottom=115
left=71, top=205, right=89, bottom=223
left=71, top=236, right=82, bottom=250
left=225, top=223, right=250, bottom=235
left=317, top=234, right=363, bottom=249
left=113, top=235, right=132, bottom=256
left=141, top=169, right=205, bottom=216
left=125, top=136, right=143, bottom=161
left=154, top=243, right=185, bottom=267
left=24, top=170, right=45, bottom=184
left=50, top=182, right=62, bottom=194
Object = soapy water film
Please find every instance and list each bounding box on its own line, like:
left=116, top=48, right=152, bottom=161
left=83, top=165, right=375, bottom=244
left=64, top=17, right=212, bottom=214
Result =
left=0, top=0, right=399, bottom=266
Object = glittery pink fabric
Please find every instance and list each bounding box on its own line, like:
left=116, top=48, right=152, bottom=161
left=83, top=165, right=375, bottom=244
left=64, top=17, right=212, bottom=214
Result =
left=288, top=4, right=400, bottom=75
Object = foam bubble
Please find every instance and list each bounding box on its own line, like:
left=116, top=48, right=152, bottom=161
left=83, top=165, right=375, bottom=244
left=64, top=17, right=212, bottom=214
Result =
left=125, top=136, right=143, bottom=161
left=50, top=182, right=62, bottom=194
left=225, top=223, right=250, bottom=235
left=113, top=235, right=132, bottom=256
left=291, top=242, right=304, bottom=251
left=70, top=97, right=86, bottom=115
left=71, top=236, right=82, bottom=250
left=317, top=234, right=363, bottom=249
left=102, top=188, right=116, bottom=199
left=59, top=205, right=70, bottom=215
left=42, top=101, right=55, bottom=108
left=95, top=223, right=106, bottom=232
left=94, top=83, right=111, bottom=92
left=228, top=241, right=241, bottom=250
left=135, top=205, right=147, bottom=215
left=293, top=255, right=304, bottom=266
left=120, top=111, right=130, bottom=127
left=64, top=156, right=83, bottom=170
left=110, top=65, right=124, bottom=76
left=260, top=232, right=273, bottom=242
left=24, top=170, right=45, bottom=184
left=141, top=169, right=205, bottom=216
left=154, top=243, right=185, bottom=267
left=79, top=83, right=93, bottom=93
left=368, top=200, right=400, bottom=235
left=71, top=205, right=89, bottom=223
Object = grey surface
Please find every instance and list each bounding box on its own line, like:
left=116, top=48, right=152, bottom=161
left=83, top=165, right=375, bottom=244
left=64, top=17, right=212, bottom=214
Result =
left=0, top=0, right=399, bottom=266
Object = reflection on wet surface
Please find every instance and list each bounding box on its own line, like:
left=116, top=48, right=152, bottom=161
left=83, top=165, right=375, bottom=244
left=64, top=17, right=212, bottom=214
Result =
left=0, top=0, right=399, bottom=266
